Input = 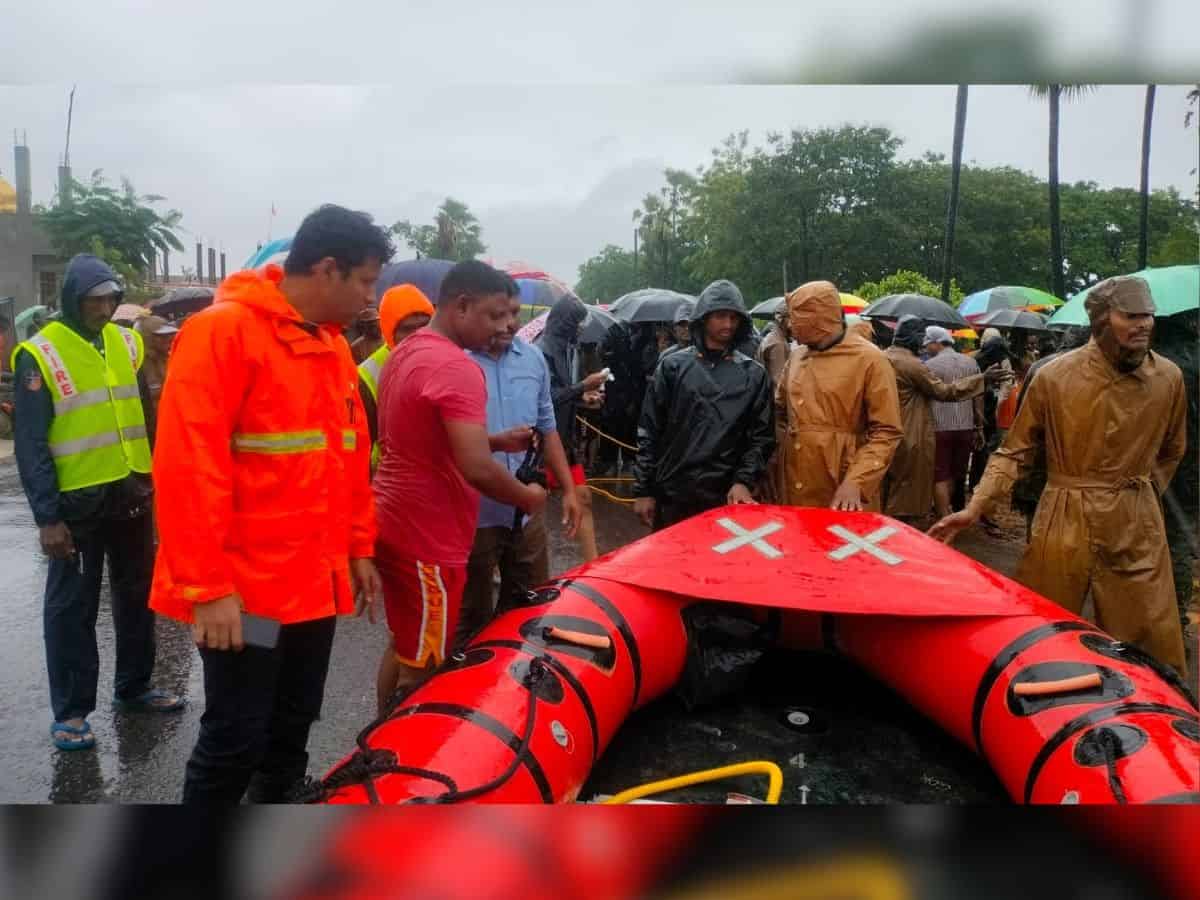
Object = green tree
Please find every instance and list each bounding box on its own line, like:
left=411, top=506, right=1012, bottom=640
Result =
left=36, top=170, right=184, bottom=284
left=392, top=197, right=486, bottom=261
left=856, top=269, right=964, bottom=305
left=578, top=123, right=1196, bottom=310
left=575, top=245, right=640, bottom=302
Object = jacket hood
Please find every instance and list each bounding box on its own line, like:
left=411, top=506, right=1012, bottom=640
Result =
left=60, top=254, right=122, bottom=328
left=545, top=295, right=588, bottom=344
left=893, top=314, right=925, bottom=353
left=215, top=264, right=304, bottom=324
left=690, top=280, right=751, bottom=348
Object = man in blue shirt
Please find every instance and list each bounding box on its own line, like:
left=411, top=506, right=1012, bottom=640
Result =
left=460, top=292, right=582, bottom=647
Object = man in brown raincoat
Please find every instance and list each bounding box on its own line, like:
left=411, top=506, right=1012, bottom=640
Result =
left=883, top=315, right=991, bottom=522
left=756, top=306, right=791, bottom=390
left=931, top=276, right=1189, bottom=676
left=776, top=281, right=902, bottom=511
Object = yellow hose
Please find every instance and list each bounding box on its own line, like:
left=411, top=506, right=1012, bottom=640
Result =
left=601, top=761, right=784, bottom=805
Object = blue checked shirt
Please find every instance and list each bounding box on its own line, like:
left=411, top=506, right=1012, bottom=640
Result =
left=468, top=337, right=558, bottom=528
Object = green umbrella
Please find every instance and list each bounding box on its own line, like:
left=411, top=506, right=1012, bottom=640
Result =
left=1048, top=265, right=1199, bottom=326
left=14, top=304, right=50, bottom=336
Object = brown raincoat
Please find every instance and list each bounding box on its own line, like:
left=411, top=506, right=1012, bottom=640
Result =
left=970, top=341, right=1189, bottom=676
left=756, top=324, right=790, bottom=390
left=776, top=282, right=902, bottom=509
left=883, top=347, right=984, bottom=518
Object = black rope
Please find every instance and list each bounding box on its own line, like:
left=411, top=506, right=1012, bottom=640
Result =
left=1099, top=728, right=1128, bottom=805
left=411, top=657, right=549, bottom=804
left=295, top=655, right=551, bottom=804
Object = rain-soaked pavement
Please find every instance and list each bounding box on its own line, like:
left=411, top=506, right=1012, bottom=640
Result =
left=0, top=453, right=1192, bottom=805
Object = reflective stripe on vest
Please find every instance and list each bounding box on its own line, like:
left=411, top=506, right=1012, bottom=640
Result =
left=232, top=430, right=328, bottom=454
left=342, top=430, right=356, bottom=451
left=16, top=321, right=151, bottom=492
left=357, top=344, right=389, bottom=403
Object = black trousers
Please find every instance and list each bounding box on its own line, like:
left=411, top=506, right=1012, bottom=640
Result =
left=44, top=512, right=156, bottom=721
left=183, top=615, right=336, bottom=805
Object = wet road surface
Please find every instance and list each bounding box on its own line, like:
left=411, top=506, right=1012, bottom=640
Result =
left=1, top=457, right=1192, bottom=804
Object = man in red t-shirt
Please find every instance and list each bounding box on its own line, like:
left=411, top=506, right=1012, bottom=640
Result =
left=373, top=261, right=547, bottom=711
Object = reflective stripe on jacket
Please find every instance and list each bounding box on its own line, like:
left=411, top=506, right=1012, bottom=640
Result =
left=149, top=265, right=376, bottom=625
left=13, top=320, right=151, bottom=492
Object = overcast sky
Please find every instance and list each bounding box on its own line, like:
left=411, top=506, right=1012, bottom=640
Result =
left=2, top=83, right=1196, bottom=286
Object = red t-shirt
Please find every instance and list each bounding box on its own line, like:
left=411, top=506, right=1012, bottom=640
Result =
left=373, top=330, right=487, bottom=566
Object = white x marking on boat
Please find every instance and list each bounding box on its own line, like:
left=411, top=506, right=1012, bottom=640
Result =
left=712, top=518, right=784, bottom=559
left=826, top=524, right=904, bottom=566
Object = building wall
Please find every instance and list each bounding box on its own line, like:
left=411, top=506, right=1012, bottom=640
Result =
left=0, top=212, right=59, bottom=313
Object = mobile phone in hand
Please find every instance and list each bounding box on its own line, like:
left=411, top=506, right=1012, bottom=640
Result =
left=241, top=612, right=281, bottom=649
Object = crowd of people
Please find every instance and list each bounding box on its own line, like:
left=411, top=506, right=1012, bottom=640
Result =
left=7, top=202, right=1196, bottom=805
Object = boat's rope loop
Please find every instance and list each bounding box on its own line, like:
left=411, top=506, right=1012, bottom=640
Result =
left=292, top=657, right=551, bottom=805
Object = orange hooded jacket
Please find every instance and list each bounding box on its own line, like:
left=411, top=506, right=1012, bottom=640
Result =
left=149, top=265, right=376, bottom=625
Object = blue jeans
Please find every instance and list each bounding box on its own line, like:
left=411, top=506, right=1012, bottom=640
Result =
left=44, top=512, right=157, bottom=722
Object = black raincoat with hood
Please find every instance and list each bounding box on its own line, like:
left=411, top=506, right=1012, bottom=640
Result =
left=540, top=295, right=589, bottom=464
left=13, top=255, right=153, bottom=527
left=632, top=280, right=775, bottom=528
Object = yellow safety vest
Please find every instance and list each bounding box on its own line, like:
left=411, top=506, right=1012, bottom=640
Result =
left=13, top=320, right=152, bottom=492
left=357, top=343, right=391, bottom=468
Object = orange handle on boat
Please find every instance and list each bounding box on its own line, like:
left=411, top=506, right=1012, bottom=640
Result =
left=1012, top=673, right=1102, bottom=697
left=544, top=626, right=613, bottom=651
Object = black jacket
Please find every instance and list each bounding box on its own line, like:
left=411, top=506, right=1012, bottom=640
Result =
left=13, top=254, right=152, bottom=527
left=541, top=295, right=588, bottom=460
left=632, top=280, right=775, bottom=515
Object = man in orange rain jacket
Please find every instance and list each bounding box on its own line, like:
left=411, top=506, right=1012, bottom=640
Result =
left=150, top=204, right=395, bottom=804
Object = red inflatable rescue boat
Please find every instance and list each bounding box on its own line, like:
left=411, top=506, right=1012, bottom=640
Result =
left=316, top=507, right=1198, bottom=805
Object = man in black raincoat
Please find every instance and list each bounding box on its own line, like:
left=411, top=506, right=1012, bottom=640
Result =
left=1153, top=312, right=1198, bottom=628
left=632, top=280, right=775, bottom=530
left=541, top=295, right=608, bottom=559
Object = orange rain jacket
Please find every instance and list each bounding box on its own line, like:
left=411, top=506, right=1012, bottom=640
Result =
left=149, top=265, right=376, bottom=625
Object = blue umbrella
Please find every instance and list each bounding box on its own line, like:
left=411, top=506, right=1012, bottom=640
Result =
left=243, top=237, right=293, bottom=270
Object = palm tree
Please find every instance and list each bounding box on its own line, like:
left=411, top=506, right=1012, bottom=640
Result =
left=1029, top=84, right=1094, bottom=299
left=1138, top=85, right=1157, bottom=270
left=941, top=84, right=969, bottom=304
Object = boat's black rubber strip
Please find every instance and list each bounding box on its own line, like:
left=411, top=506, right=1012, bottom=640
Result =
left=972, top=621, right=1101, bottom=756
left=389, top=702, right=554, bottom=803
left=474, top=638, right=601, bottom=763
left=562, top=580, right=643, bottom=706
left=1149, top=791, right=1200, bottom=803
left=1172, top=718, right=1199, bottom=742
left=1078, top=633, right=1198, bottom=708
left=1023, top=702, right=1198, bottom=803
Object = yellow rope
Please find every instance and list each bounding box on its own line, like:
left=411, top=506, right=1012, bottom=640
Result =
left=576, top=415, right=638, bottom=452
left=601, top=761, right=784, bottom=805
left=586, top=476, right=635, bottom=484
left=587, top=484, right=636, bottom=505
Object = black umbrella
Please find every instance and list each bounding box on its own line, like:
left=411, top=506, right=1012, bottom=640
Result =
left=974, top=308, right=1049, bottom=332
left=375, top=258, right=455, bottom=303
left=862, top=293, right=969, bottom=329
left=749, top=296, right=786, bottom=320
left=149, top=287, right=215, bottom=319
left=609, top=288, right=695, bottom=324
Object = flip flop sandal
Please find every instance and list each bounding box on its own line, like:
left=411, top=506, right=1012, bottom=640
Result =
left=51, top=720, right=95, bottom=751
left=112, top=688, right=186, bottom=713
